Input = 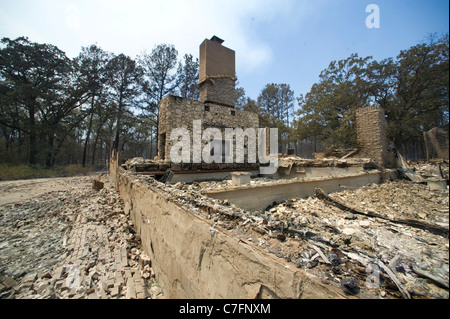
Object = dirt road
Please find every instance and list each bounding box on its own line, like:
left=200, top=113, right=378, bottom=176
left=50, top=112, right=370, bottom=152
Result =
left=0, top=176, right=91, bottom=206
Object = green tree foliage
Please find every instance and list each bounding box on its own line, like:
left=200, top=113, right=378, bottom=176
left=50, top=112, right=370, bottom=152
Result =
left=234, top=80, right=247, bottom=110
left=177, top=54, right=199, bottom=100
left=294, top=54, right=371, bottom=149
left=75, top=44, right=111, bottom=166
left=388, top=33, right=449, bottom=147
left=233, top=85, right=259, bottom=114
left=138, top=44, right=181, bottom=150
left=0, top=37, right=89, bottom=167
left=242, top=98, right=259, bottom=114
left=257, top=84, right=294, bottom=126
left=106, top=53, right=143, bottom=152
left=235, top=83, right=295, bottom=150
left=257, top=83, right=295, bottom=148
left=139, top=44, right=180, bottom=112
left=0, top=37, right=201, bottom=167
left=294, top=33, right=449, bottom=151
left=2, top=33, right=445, bottom=167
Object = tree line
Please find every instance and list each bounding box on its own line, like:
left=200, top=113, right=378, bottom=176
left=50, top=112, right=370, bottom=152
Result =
left=0, top=37, right=199, bottom=167
left=1, top=33, right=448, bottom=168
left=237, top=33, right=449, bottom=157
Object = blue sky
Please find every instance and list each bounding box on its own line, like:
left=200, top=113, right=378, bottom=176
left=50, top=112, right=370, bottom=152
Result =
left=1, top=0, right=448, bottom=105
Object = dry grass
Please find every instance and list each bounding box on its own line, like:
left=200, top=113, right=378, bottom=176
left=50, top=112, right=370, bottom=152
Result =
left=0, top=164, right=99, bottom=181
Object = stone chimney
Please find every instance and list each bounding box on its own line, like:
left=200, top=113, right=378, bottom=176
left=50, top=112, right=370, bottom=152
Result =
left=356, top=105, right=396, bottom=168
left=198, top=36, right=236, bottom=108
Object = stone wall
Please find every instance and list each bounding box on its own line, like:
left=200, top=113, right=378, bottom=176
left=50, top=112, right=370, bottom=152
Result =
left=199, top=77, right=236, bottom=107
left=356, top=106, right=396, bottom=168
left=158, top=95, right=259, bottom=162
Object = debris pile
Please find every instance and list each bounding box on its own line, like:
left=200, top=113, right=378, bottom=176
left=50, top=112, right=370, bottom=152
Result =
left=128, top=169, right=449, bottom=299
left=240, top=181, right=449, bottom=299
left=312, top=148, right=359, bottom=159
left=2, top=159, right=448, bottom=299
left=123, top=157, right=259, bottom=173
left=409, top=160, right=449, bottom=181
left=278, top=156, right=373, bottom=168
left=0, top=176, right=162, bottom=299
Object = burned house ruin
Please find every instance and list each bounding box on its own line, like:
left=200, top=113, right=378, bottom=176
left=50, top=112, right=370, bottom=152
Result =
left=152, top=36, right=261, bottom=182
left=108, top=36, right=449, bottom=299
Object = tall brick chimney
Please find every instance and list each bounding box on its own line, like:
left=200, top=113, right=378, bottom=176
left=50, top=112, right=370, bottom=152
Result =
left=198, top=36, right=236, bottom=108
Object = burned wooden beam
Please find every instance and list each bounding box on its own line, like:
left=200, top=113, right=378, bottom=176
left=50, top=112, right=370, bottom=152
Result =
left=314, top=188, right=449, bottom=238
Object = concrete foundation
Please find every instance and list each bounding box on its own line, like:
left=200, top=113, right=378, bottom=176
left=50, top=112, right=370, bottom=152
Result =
left=231, top=172, right=251, bottom=185
left=205, top=171, right=381, bottom=212
left=272, top=165, right=365, bottom=180
left=110, top=155, right=349, bottom=299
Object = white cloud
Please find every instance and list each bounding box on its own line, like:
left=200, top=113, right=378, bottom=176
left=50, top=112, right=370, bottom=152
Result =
left=1, top=0, right=297, bottom=74
left=65, top=4, right=80, bottom=30
left=233, top=37, right=273, bottom=75
left=70, top=0, right=286, bottom=73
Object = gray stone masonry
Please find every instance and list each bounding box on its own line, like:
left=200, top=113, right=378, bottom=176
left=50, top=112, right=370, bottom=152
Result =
left=199, top=77, right=236, bottom=108
left=158, top=95, right=259, bottom=163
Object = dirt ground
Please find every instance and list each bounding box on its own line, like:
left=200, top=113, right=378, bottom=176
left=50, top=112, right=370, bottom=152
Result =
left=0, top=176, right=84, bottom=206
left=0, top=174, right=162, bottom=299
